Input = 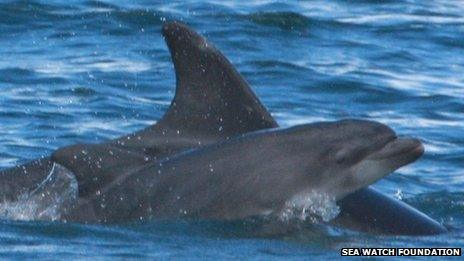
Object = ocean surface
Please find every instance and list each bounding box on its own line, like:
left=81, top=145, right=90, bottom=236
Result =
left=0, top=0, right=463, bottom=259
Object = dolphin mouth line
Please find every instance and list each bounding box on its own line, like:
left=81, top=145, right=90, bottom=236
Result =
left=367, top=137, right=424, bottom=160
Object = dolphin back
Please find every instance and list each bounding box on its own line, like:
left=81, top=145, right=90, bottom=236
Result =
left=335, top=187, right=447, bottom=235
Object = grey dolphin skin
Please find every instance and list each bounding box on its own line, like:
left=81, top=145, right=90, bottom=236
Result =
left=0, top=21, right=446, bottom=235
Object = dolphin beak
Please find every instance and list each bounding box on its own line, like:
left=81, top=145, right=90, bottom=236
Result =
left=367, top=137, right=424, bottom=164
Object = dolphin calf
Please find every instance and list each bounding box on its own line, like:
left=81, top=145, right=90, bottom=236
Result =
left=0, top=21, right=446, bottom=235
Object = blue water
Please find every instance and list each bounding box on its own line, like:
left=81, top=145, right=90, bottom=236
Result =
left=0, top=0, right=463, bottom=258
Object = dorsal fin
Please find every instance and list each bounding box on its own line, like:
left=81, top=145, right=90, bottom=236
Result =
left=52, top=22, right=279, bottom=198
left=159, top=22, right=277, bottom=135
left=116, top=21, right=277, bottom=155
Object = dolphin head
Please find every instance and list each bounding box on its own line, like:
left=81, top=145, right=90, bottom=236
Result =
left=274, top=119, right=424, bottom=200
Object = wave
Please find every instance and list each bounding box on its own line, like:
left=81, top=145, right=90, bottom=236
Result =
left=0, top=163, right=77, bottom=221
left=246, top=11, right=311, bottom=31
left=338, top=14, right=464, bottom=26
left=0, top=0, right=170, bottom=33
left=242, top=10, right=458, bottom=34
left=244, top=11, right=353, bottom=31
left=0, top=67, right=69, bottom=85
left=50, top=87, right=98, bottom=97
left=279, top=191, right=340, bottom=223
left=405, top=191, right=464, bottom=228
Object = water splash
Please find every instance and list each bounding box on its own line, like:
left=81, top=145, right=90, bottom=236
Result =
left=278, top=191, right=340, bottom=223
left=0, top=163, right=78, bottom=221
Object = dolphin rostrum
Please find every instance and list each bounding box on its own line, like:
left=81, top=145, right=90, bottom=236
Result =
left=0, top=21, right=446, bottom=235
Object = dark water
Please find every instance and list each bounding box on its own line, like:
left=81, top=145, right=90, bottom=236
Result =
left=0, top=0, right=463, bottom=259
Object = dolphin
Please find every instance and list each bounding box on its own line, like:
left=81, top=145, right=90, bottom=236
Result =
left=58, top=119, right=424, bottom=224
left=0, top=21, right=446, bottom=235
